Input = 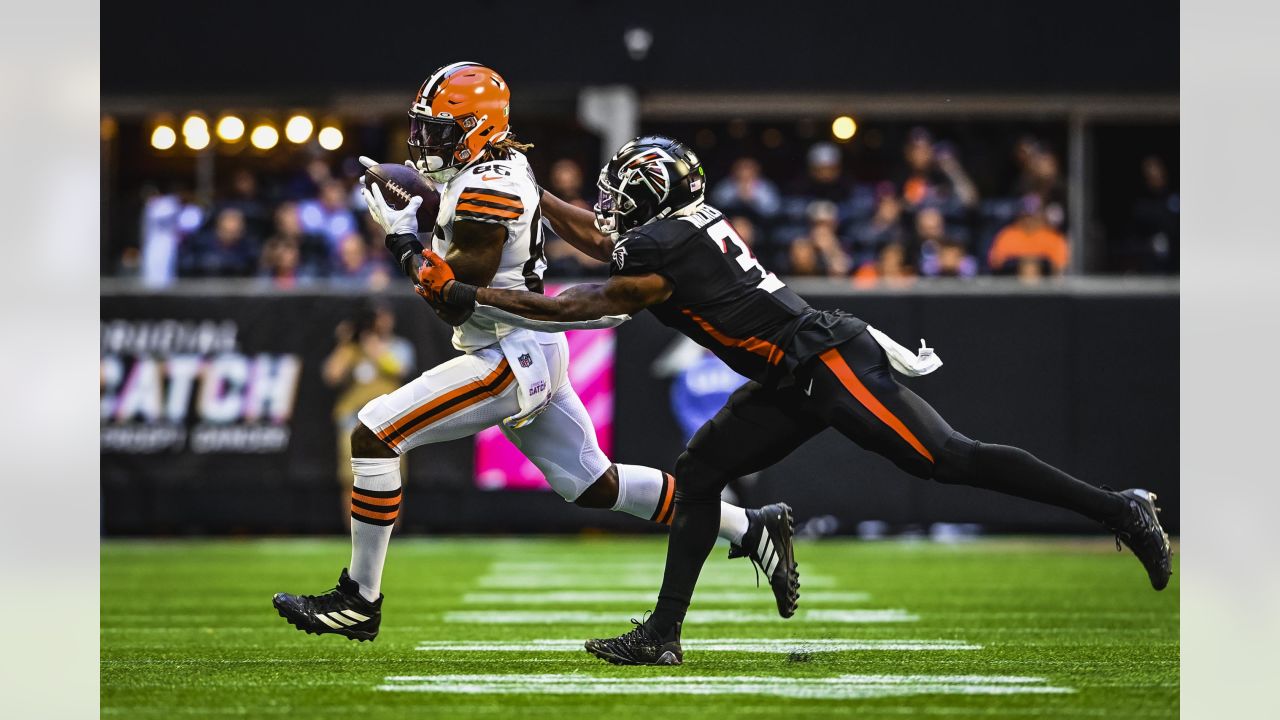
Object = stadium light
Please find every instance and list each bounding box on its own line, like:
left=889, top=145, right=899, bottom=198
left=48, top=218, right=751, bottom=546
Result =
left=185, top=129, right=211, bottom=150
left=182, top=115, right=208, bottom=139
left=832, top=115, right=857, bottom=142
left=285, top=115, right=313, bottom=144
left=216, top=116, right=245, bottom=142
left=151, top=125, right=177, bottom=150
left=317, top=126, right=344, bottom=151
left=250, top=123, right=280, bottom=150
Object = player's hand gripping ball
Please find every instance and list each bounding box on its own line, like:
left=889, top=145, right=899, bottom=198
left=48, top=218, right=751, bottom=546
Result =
left=359, top=156, right=439, bottom=235
left=414, top=249, right=457, bottom=303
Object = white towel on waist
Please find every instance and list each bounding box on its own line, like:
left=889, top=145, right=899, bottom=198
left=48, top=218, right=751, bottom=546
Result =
left=497, top=329, right=553, bottom=429
left=865, top=325, right=943, bottom=377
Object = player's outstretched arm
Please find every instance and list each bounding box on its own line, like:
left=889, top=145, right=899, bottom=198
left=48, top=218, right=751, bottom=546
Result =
left=539, top=189, right=614, bottom=262
left=417, top=247, right=671, bottom=326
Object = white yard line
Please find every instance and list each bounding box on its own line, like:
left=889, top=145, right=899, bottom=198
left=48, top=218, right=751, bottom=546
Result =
left=377, top=673, right=1074, bottom=699
left=474, top=574, right=836, bottom=588
left=415, top=638, right=980, bottom=652
left=443, top=609, right=918, bottom=624
left=460, top=590, right=870, bottom=605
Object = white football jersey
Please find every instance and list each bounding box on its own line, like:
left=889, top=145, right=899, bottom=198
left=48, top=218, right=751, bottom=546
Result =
left=430, top=150, right=547, bottom=352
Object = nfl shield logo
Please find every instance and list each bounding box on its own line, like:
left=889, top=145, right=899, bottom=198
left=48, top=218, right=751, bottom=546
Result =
left=518, top=353, right=533, bottom=368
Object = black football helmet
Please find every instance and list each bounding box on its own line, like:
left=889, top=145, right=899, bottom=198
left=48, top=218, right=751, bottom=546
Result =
left=594, top=136, right=706, bottom=237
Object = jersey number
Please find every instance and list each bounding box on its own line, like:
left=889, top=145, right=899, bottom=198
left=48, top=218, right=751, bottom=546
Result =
left=708, top=219, right=783, bottom=292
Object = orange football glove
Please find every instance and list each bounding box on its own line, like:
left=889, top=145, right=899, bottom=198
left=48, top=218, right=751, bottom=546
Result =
left=414, top=249, right=456, bottom=303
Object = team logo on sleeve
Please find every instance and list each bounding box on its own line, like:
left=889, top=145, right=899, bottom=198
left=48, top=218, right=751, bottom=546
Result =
left=611, top=236, right=628, bottom=271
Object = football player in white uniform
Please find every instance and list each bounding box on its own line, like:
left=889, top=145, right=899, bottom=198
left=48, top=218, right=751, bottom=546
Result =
left=273, top=62, right=798, bottom=641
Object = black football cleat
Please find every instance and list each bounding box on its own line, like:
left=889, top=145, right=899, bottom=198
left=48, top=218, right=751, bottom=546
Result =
left=728, top=502, right=800, bottom=617
left=1104, top=488, right=1173, bottom=591
left=585, top=618, right=683, bottom=666
left=273, top=568, right=382, bottom=641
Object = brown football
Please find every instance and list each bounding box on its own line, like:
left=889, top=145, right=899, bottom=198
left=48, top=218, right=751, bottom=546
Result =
left=363, top=163, right=440, bottom=230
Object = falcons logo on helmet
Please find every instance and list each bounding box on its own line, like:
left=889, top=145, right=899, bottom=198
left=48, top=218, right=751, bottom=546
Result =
left=619, top=149, right=674, bottom=200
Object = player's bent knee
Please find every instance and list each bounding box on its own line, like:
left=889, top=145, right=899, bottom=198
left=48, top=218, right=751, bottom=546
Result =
left=573, top=466, right=619, bottom=509
left=350, top=423, right=397, bottom=459
left=673, top=450, right=728, bottom=501
left=929, top=431, right=978, bottom=485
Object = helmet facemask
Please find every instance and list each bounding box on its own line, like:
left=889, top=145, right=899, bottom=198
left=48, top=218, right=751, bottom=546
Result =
left=407, top=112, right=484, bottom=184
left=593, top=168, right=639, bottom=238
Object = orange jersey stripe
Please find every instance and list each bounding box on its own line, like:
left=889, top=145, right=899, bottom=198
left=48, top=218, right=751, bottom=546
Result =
left=819, top=348, right=934, bottom=463
left=351, top=491, right=401, bottom=507
left=682, top=310, right=783, bottom=366
left=459, top=191, right=524, bottom=209
left=456, top=202, right=521, bottom=219
left=378, top=361, right=511, bottom=441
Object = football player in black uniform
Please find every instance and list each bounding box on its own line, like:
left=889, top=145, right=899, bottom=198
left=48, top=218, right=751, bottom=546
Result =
left=416, top=136, right=1172, bottom=666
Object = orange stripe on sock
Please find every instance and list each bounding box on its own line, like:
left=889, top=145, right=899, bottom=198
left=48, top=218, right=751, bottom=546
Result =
left=351, top=505, right=399, bottom=522
left=351, top=491, right=401, bottom=507
left=819, top=348, right=934, bottom=463
left=656, top=473, right=676, bottom=525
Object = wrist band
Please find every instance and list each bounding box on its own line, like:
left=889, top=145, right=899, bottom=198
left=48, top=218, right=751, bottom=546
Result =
left=385, top=233, right=424, bottom=277
left=445, top=281, right=478, bottom=310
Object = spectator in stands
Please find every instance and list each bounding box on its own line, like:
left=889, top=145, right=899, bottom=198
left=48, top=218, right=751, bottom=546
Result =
left=259, top=237, right=312, bottom=289
left=913, top=207, right=976, bottom=277
left=713, top=157, right=781, bottom=220
left=1127, top=155, right=1179, bottom=274
left=897, top=127, right=979, bottom=212
left=331, top=232, right=391, bottom=290
left=549, top=158, right=591, bottom=209
left=852, top=241, right=917, bottom=287
left=219, top=169, right=271, bottom=239
left=300, top=179, right=360, bottom=253
left=988, top=194, right=1069, bottom=277
left=138, top=184, right=184, bottom=286
left=1021, top=149, right=1066, bottom=229
left=178, top=207, right=260, bottom=278
left=790, top=143, right=854, bottom=204
left=727, top=215, right=758, bottom=250
left=849, top=183, right=906, bottom=263
left=287, top=158, right=335, bottom=200
left=1010, top=135, right=1043, bottom=193
left=788, top=200, right=851, bottom=277
left=267, top=202, right=331, bottom=276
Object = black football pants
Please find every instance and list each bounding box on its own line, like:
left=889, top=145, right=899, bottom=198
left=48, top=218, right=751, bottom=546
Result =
left=649, top=330, right=1126, bottom=632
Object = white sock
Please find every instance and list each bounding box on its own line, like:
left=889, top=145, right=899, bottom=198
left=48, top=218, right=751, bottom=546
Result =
left=349, top=456, right=402, bottom=602
left=718, top=501, right=750, bottom=545
left=613, top=464, right=750, bottom=543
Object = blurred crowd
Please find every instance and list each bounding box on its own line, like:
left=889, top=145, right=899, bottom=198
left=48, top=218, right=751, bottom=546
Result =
left=123, top=128, right=1178, bottom=288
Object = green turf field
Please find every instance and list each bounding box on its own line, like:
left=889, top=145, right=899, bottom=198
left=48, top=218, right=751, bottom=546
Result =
left=102, top=536, right=1177, bottom=718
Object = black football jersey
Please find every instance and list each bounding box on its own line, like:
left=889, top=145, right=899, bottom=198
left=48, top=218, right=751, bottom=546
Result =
left=609, top=204, right=866, bottom=384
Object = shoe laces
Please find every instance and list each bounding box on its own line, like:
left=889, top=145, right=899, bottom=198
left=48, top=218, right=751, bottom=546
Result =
left=305, top=584, right=353, bottom=613
left=616, top=615, right=660, bottom=649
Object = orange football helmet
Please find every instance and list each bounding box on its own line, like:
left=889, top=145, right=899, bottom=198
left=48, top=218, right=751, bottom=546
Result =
left=408, top=61, right=511, bottom=183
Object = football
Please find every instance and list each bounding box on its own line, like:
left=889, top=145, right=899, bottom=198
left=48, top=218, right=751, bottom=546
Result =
left=363, top=162, right=440, bottom=230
